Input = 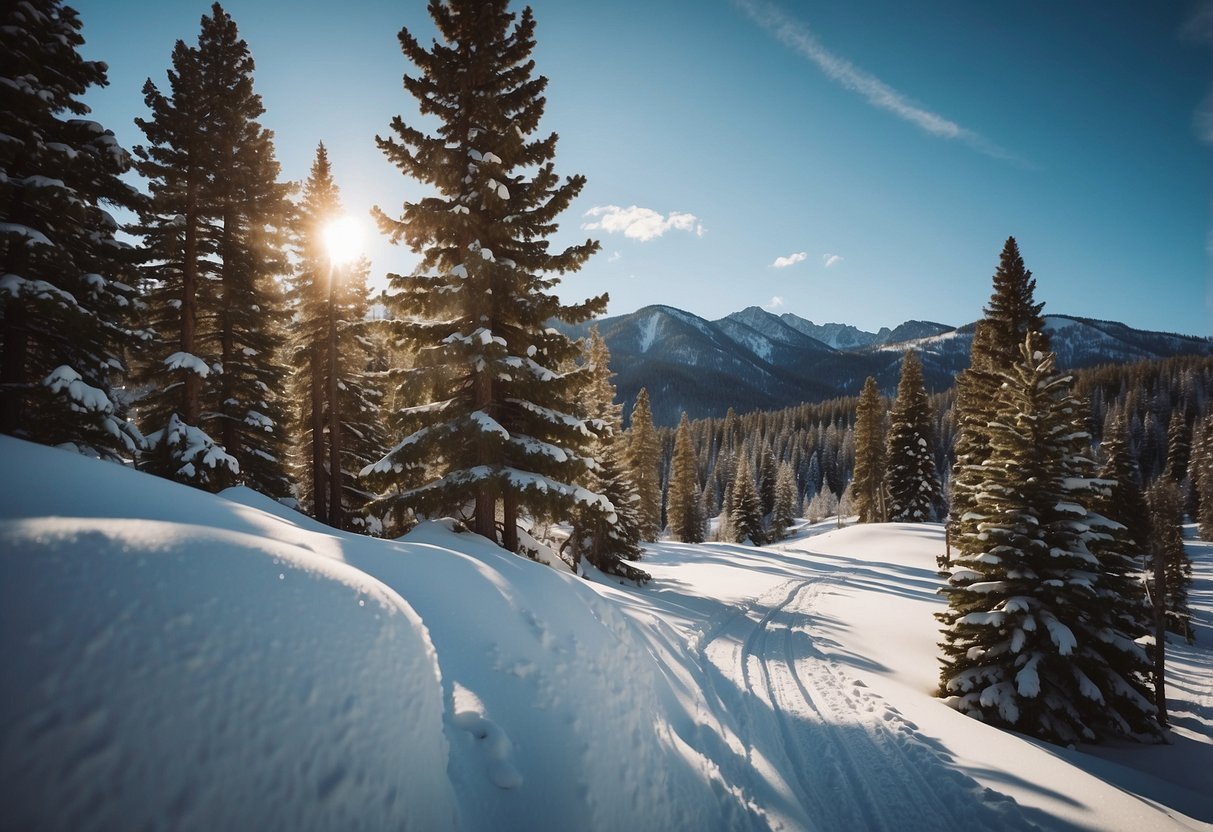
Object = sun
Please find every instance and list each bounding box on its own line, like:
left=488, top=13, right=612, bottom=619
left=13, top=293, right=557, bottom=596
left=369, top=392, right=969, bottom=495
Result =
left=322, top=215, right=363, bottom=265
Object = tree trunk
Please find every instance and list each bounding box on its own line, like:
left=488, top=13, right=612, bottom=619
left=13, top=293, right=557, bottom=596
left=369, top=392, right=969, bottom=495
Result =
left=502, top=489, right=518, bottom=552
left=181, top=187, right=200, bottom=426
left=310, top=344, right=327, bottom=523
left=219, top=207, right=238, bottom=468
left=472, top=367, right=496, bottom=542
left=1152, top=556, right=1168, bottom=726
left=327, top=272, right=343, bottom=530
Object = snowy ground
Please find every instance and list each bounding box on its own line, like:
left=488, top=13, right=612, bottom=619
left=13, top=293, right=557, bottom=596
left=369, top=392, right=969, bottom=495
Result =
left=2, top=435, right=1209, bottom=831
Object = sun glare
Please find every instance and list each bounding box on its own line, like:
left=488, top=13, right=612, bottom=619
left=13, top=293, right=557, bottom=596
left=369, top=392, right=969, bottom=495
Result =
left=323, top=215, right=363, bottom=265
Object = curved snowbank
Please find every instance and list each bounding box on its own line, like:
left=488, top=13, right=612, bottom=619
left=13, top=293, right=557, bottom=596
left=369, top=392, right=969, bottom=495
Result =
left=0, top=439, right=456, bottom=832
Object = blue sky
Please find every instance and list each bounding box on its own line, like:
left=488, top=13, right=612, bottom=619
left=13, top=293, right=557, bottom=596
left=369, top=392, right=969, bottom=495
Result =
left=74, top=0, right=1212, bottom=335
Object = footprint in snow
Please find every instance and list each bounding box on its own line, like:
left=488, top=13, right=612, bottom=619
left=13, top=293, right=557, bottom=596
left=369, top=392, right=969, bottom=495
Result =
left=451, top=682, right=523, bottom=790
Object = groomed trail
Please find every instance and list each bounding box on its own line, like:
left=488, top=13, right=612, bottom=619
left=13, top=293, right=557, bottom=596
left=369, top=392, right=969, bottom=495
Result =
left=697, top=571, right=1037, bottom=832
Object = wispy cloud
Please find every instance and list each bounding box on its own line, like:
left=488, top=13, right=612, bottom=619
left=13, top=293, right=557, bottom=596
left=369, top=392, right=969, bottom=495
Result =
left=823, top=253, right=843, bottom=268
left=733, top=0, right=1023, bottom=164
left=765, top=295, right=785, bottom=309
left=583, top=205, right=705, bottom=241
left=607, top=251, right=622, bottom=263
left=772, top=251, right=807, bottom=269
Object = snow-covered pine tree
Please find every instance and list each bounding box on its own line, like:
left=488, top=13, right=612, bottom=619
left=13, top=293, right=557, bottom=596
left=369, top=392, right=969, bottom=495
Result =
left=1148, top=479, right=1193, bottom=642
left=667, top=412, right=704, bottom=542
left=758, top=445, right=777, bottom=517
left=624, top=387, right=662, bottom=541
left=1190, top=413, right=1213, bottom=540
left=948, top=237, right=1048, bottom=553
left=728, top=461, right=766, bottom=546
left=886, top=350, right=942, bottom=522
left=364, top=0, right=607, bottom=551
left=1164, top=413, right=1191, bottom=485
left=850, top=376, right=886, bottom=523
left=938, top=338, right=1161, bottom=744
left=569, top=328, right=648, bottom=581
left=1, top=0, right=143, bottom=460
left=134, top=3, right=291, bottom=495
left=196, top=5, right=292, bottom=498
left=770, top=461, right=797, bottom=541
left=287, top=143, right=387, bottom=530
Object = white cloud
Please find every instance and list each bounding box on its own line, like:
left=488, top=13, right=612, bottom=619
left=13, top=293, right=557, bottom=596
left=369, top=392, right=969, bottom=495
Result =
left=583, top=205, right=705, bottom=241
left=607, top=251, right=622, bottom=263
left=733, top=0, right=1023, bottom=164
left=772, top=251, right=808, bottom=269
left=765, top=295, right=785, bottom=309
left=823, top=253, right=843, bottom=268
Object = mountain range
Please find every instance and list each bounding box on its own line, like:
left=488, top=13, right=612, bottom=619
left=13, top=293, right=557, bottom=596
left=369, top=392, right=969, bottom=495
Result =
left=558, top=305, right=1213, bottom=425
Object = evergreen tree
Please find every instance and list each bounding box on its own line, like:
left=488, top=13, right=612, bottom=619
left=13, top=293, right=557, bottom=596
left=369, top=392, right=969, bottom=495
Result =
left=770, top=461, right=797, bottom=541
left=667, top=412, right=704, bottom=542
left=624, top=387, right=662, bottom=541
left=938, top=338, right=1160, bottom=744
left=948, top=237, right=1048, bottom=557
left=758, top=445, right=777, bottom=517
left=1164, top=414, right=1191, bottom=485
left=1190, top=413, right=1213, bottom=540
left=287, top=143, right=387, bottom=530
left=1148, top=479, right=1193, bottom=642
left=363, top=0, right=606, bottom=551
left=850, top=376, right=886, bottom=523
left=569, top=328, right=648, bottom=581
left=728, top=462, right=766, bottom=545
left=886, top=350, right=942, bottom=522
left=1095, top=416, right=1151, bottom=550
left=0, top=0, right=143, bottom=460
left=134, top=3, right=292, bottom=495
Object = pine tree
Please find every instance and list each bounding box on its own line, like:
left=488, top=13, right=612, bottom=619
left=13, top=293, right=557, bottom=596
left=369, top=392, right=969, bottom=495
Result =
left=363, top=0, right=606, bottom=551
left=287, top=143, right=387, bottom=530
left=850, top=376, right=886, bottom=523
left=770, top=461, right=797, bottom=541
left=134, top=3, right=291, bottom=495
left=938, top=338, right=1160, bottom=744
left=886, top=350, right=942, bottom=522
left=728, top=462, right=766, bottom=545
left=569, top=328, right=649, bottom=581
left=1095, top=416, right=1151, bottom=551
left=624, top=387, right=662, bottom=541
left=1190, top=413, right=1213, bottom=540
left=1, top=0, right=143, bottom=460
left=1164, top=414, right=1191, bottom=485
left=948, top=237, right=1048, bottom=558
left=667, top=412, right=704, bottom=542
left=758, top=445, right=777, bottom=517
left=1148, top=479, right=1193, bottom=642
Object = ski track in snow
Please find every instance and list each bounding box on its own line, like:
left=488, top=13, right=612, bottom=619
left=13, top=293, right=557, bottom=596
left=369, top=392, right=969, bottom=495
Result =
left=700, top=573, right=1036, bottom=832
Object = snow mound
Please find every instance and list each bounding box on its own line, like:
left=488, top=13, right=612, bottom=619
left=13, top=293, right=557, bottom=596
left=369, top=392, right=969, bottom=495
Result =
left=0, top=438, right=456, bottom=831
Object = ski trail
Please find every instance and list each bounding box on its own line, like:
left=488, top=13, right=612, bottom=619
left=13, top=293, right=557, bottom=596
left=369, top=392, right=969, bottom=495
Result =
left=700, top=576, right=1037, bottom=831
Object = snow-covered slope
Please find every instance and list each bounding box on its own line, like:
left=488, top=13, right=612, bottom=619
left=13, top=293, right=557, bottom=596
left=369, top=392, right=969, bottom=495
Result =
left=3, top=437, right=1209, bottom=831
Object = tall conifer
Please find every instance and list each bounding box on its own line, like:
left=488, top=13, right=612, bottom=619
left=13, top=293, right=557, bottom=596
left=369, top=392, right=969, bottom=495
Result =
left=363, top=0, right=606, bottom=551
left=667, top=412, right=704, bottom=542
left=1, top=0, right=143, bottom=459
left=886, top=351, right=942, bottom=522
left=948, top=237, right=1048, bottom=555
left=624, top=387, right=662, bottom=541
left=288, top=144, right=387, bottom=529
left=938, top=338, right=1160, bottom=744
left=850, top=376, right=886, bottom=523
left=134, top=3, right=291, bottom=494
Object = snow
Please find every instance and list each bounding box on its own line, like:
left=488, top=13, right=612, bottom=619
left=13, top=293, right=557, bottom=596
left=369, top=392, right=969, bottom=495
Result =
left=164, top=351, right=211, bottom=377
left=1, top=437, right=1210, bottom=831
left=637, top=309, right=661, bottom=353
left=43, top=365, right=113, bottom=414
